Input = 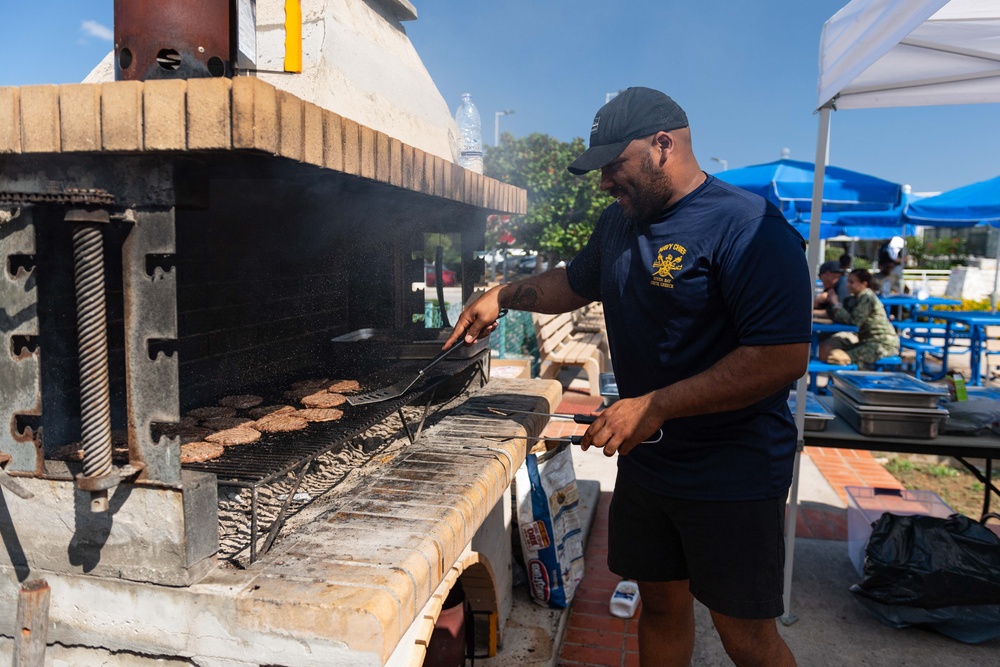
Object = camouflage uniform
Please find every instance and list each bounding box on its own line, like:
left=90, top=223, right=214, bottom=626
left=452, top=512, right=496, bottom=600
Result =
left=826, top=288, right=900, bottom=367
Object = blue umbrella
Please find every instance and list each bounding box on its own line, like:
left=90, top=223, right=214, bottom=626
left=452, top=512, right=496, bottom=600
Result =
left=905, top=175, right=1000, bottom=311
left=787, top=220, right=846, bottom=240
left=798, top=201, right=916, bottom=240
left=904, top=176, right=1000, bottom=227
left=716, top=159, right=903, bottom=220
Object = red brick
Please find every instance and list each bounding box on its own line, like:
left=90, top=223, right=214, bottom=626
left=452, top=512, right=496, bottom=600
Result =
left=573, top=599, right=615, bottom=617
left=624, top=650, right=641, bottom=667
left=574, top=586, right=615, bottom=605
left=794, top=510, right=812, bottom=538
left=625, top=633, right=639, bottom=651
left=559, top=643, right=623, bottom=666
left=562, top=626, right=626, bottom=651
left=807, top=516, right=843, bottom=541
left=568, top=611, right=627, bottom=633
left=583, top=569, right=618, bottom=585
left=828, top=510, right=848, bottom=536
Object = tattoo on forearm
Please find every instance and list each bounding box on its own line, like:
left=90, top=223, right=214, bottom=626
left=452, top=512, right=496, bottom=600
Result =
left=502, top=284, right=541, bottom=310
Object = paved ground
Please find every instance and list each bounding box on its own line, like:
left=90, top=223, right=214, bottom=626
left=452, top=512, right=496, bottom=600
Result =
left=483, top=369, right=1000, bottom=667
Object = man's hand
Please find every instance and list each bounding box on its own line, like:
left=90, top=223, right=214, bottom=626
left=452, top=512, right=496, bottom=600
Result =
left=443, top=268, right=592, bottom=351
left=578, top=343, right=809, bottom=457
left=443, top=287, right=502, bottom=350
left=579, top=394, right=664, bottom=457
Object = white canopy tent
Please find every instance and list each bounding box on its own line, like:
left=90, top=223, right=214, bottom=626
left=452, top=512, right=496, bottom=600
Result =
left=785, top=0, right=1000, bottom=624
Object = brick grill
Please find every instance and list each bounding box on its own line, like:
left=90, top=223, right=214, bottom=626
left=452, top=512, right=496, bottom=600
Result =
left=0, top=77, right=553, bottom=666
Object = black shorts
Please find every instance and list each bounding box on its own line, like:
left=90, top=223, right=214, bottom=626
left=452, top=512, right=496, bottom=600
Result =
left=608, top=471, right=786, bottom=619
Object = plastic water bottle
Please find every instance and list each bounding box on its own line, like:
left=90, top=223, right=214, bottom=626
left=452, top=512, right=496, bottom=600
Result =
left=455, top=93, right=483, bottom=173
left=609, top=580, right=640, bottom=618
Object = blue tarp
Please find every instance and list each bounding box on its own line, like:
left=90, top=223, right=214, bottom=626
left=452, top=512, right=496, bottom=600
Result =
left=716, top=159, right=903, bottom=220
left=905, top=176, right=1000, bottom=227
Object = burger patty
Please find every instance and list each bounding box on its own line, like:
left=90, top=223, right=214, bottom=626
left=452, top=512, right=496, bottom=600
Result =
left=296, top=408, right=344, bottom=422
left=254, top=413, right=308, bottom=433
left=300, top=391, right=347, bottom=409
left=327, top=379, right=360, bottom=394
left=201, top=416, right=255, bottom=431
left=205, top=427, right=262, bottom=446
left=217, top=394, right=264, bottom=410
left=186, top=406, right=237, bottom=420
left=248, top=404, right=296, bottom=420
left=180, top=441, right=225, bottom=464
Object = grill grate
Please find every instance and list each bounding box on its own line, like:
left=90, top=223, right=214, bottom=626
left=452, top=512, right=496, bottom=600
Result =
left=191, top=353, right=489, bottom=565
left=184, top=355, right=486, bottom=484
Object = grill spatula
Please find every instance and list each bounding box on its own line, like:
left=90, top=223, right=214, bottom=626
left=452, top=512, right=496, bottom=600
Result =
left=347, top=309, right=508, bottom=406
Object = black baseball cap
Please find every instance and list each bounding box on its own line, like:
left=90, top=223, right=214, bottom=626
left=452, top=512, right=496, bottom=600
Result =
left=819, top=260, right=843, bottom=275
left=568, top=87, right=689, bottom=175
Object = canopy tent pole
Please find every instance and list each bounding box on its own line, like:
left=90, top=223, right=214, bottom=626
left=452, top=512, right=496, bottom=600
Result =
left=781, top=104, right=832, bottom=626
left=992, top=228, right=1000, bottom=314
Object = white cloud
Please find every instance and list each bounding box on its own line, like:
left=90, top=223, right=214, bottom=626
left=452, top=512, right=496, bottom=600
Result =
left=81, top=20, right=113, bottom=42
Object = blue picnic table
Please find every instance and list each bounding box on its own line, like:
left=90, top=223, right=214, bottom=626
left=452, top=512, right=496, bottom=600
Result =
left=810, top=322, right=857, bottom=359
left=914, top=310, right=1000, bottom=386
left=879, top=294, right=962, bottom=321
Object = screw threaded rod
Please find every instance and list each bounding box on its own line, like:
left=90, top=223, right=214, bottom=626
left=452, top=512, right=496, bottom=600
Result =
left=73, top=223, right=113, bottom=486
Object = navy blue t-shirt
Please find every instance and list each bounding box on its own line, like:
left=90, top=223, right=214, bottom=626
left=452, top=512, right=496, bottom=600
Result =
left=566, top=175, right=812, bottom=500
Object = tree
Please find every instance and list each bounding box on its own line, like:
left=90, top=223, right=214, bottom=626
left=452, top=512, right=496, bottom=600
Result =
left=484, top=133, right=610, bottom=262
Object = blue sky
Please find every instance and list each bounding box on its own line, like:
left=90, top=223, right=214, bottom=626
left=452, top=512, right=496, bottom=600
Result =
left=3, top=1, right=998, bottom=193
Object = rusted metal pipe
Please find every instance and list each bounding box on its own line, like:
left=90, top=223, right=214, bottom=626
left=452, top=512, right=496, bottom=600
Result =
left=114, top=0, right=233, bottom=80
left=13, top=579, right=50, bottom=667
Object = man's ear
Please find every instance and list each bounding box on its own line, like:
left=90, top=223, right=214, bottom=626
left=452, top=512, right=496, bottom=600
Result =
left=653, top=131, right=673, bottom=153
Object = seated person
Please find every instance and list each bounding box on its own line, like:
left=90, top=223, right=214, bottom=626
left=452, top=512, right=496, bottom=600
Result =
left=873, top=258, right=904, bottom=296
left=838, top=252, right=852, bottom=273
left=817, top=268, right=900, bottom=368
left=813, top=260, right=848, bottom=316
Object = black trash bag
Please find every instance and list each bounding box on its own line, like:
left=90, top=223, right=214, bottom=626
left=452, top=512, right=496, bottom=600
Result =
left=850, top=512, right=1000, bottom=643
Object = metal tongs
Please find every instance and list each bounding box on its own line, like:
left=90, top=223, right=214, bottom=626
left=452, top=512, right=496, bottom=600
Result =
left=347, top=310, right=509, bottom=406
left=484, top=407, right=664, bottom=446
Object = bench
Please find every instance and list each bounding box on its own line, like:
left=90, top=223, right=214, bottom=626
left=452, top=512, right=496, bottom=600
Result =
left=871, top=355, right=903, bottom=371
left=899, top=338, right=943, bottom=380
left=532, top=311, right=608, bottom=396
left=571, top=302, right=605, bottom=333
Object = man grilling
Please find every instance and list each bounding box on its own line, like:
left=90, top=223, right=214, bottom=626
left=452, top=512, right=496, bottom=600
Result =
left=446, top=87, right=810, bottom=666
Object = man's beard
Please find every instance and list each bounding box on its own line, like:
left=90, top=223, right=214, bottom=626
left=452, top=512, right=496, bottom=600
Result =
left=619, top=152, right=674, bottom=224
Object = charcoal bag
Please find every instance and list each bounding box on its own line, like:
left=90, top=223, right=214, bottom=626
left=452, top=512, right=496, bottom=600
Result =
left=514, top=441, right=584, bottom=608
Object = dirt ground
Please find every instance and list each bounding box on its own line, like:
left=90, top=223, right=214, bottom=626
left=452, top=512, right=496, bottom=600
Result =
left=881, top=455, right=996, bottom=520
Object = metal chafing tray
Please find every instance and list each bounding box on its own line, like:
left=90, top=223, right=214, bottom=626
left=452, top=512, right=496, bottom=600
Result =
left=788, top=390, right=835, bottom=431
left=830, top=371, right=947, bottom=409
left=831, top=387, right=949, bottom=439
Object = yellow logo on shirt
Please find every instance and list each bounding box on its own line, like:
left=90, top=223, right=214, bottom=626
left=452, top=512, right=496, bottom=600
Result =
left=652, top=243, right=686, bottom=288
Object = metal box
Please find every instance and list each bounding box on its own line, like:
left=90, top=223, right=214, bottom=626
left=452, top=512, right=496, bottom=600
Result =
left=788, top=390, right=835, bottom=431
left=831, top=371, right=947, bottom=409
left=832, top=387, right=949, bottom=439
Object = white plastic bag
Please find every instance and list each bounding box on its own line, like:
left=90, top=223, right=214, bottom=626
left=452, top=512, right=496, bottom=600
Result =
left=514, top=441, right=585, bottom=608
